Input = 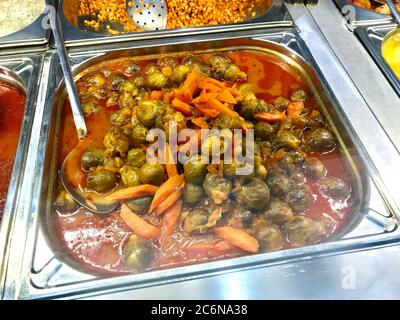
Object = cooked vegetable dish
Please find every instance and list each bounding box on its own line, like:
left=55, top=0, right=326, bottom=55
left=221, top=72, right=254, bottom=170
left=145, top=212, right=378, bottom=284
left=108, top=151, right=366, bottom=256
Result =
left=351, top=0, right=400, bottom=14
left=55, top=50, right=354, bottom=274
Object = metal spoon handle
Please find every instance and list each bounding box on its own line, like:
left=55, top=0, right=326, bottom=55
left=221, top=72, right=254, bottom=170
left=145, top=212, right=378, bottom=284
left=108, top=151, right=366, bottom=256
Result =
left=386, top=0, right=400, bottom=25
left=46, top=0, right=87, bottom=139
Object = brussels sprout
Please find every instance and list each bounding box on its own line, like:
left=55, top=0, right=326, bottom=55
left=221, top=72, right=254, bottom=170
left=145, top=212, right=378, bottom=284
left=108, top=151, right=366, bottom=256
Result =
left=183, top=156, right=208, bottom=184
left=263, top=197, right=294, bottom=225
left=110, top=107, right=132, bottom=125
left=103, top=156, right=125, bottom=170
left=223, top=161, right=254, bottom=181
left=209, top=54, right=231, bottom=69
left=171, top=64, right=191, bottom=85
left=233, top=207, right=255, bottom=229
left=251, top=218, right=284, bottom=252
left=237, top=83, right=254, bottom=97
left=239, top=95, right=273, bottom=121
left=183, top=183, right=206, bottom=206
left=285, top=185, right=312, bottom=213
left=266, top=167, right=291, bottom=198
left=273, top=97, right=290, bottom=111
left=235, top=177, right=270, bottom=211
left=255, top=122, right=275, bottom=141
left=103, top=126, right=130, bottom=156
left=80, top=147, right=104, bottom=171
left=127, top=148, right=146, bottom=168
left=285, top=216, right=327, bottom=247
left=82, top=98, right=101, bottom=117
left=137, top=100, right=166, bottom=127
left=182, top=56, right=211, bottom=76
left=201, top=134, right=228, bottom=158
left=119, top=166, right=141, bottom=188
left=139, top=163, right=165, bottom=186
left=87, top=169, right=117, bottom=193
left=305, top=128, right=335, bottom=153
left=274, top=131, right=301, bottom=150
left=203, top=173, right=232, bottom=204
left=56, top=190, right=78, bottom=211
left=86, top=73, right=106, bottom=86
left=291, top=88, right=308, bottom=102
left=123, top=234, right=156, bottom=271
left=143, top=63, right=161, bottom=75
left=123, top=62, right=141, bottom=76
left=320, top=177, right=351, bottom=199
left=183, top=208, right=210, bottom=234
left=124, top=197, right=153, bottom=215
left=88, top=85, right=110, bottom=100
left=118, top=93, right=136, bottom=109
left=108, top=73, right=126, bottom=90
left=145, top=71, right=168, bottom=90
left=118, top=80, right=139, bottom=96
left=224, top=64, right=246, bottom=82
left=106, top=91, right=119, bottom=107
left=131, top=124, right=149, bottom=147
left=305, top=157, right=327, bottom=179
left=213, top=114, right=243, bottom=130
left=158, top=56, right=178, bottom=69
left=133, top=76, right=145, bottom=87
left=158, top=109, right=187, bottom=139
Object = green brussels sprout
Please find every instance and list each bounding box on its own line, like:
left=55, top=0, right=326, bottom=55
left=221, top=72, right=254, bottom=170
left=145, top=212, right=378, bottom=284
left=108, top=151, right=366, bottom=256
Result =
left=304, top=128, right=335, bottom=153
left=266, top=167, right=291, bottom=198
left=183, top=156, right=208, bottom=184
left=82, top=98, right=101, bottom=117
left=224, top=64, right=247, bottom=82
left=131, top=124, right=149, bottom=147
left=274, top=131, right=301, bottom=150
left=81, top=147, right=105, bottom=171
left=118, top=80, right=139, bottom=95
left=285, top=216, right=327, bottom=247
left=183, top=208, right=210, bottom=234
left=239, top=95, right=273, bottom=121
left=158, top=109, right=187, bottom=139
left=233, top=207, right=255, bottom=228
left=139, top=163, right=165, bottom=186
left=203, top=173, right=232, bottom=204
left=143, top=63, right=161, bottom=75
left=55, top=190, right=78, bottom=211
left=110, top=107, right=132, bottom=125
left=103, top=126, right=130, bottom=156
left=223, top=161, right=254, bottom=181
left=263, top=197, right=294, bottom=225
left=273, top=97, right=290, bottom=111
left=255, top=122, right=275, bottom=141
left=182, top=56, right=211, bottom=76
left=124, top=197, right=153, bottom=215
left=209, top=54, right=231, bottom=78
left=87, top=169, right=117, bottom=193
left=237, top=83, right=254, bottom=97
left=108, top=73, right=126, bottom=90
left=291, top=88, right=308, bottom=102
left=201, top=134, right=228, bottom=158
left=145, top=71, right=168, bottom=90
left=213, top=114, right=243, bottom=130
left=106, top=91, right=119, bottom=107
left=86, top=73, right=106, bottom=86
left=88, top=85, right=110, bottom=100
left=251, top=218, right=284, bottom=252
left=133, top=76, right=145, bottom=87
left=235, top=177, right=270, bottom=211
left=123, top=62, right=141, bottom=76
left=103, top=156, right=125, bottom=170
left=118, top=93, right=136, bottom=109
left=122, top=234, right=156, bottom=271
left=137, top=100, right=166, bottom=127
left=305, top=157, right=327, bottom=179
left=127, top=148, right=147, bottom=168
left=183, top=183, right=206, bottom=206
left=158, top=56, right=178, bottom=69
left=171, top=64, right=191, bottom=85
left=320, top=177, right=351, bottom=199
left=119, top=166, right=141, bottom=188
left=285, top=185, right=312, bottom=213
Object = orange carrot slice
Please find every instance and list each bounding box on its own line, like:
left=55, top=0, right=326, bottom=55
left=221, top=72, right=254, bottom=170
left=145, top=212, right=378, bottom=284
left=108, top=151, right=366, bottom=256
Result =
left=214, top=226, right=259, bottom=253
left=255, top=111, right=286, bottom=123
left=158, top=200, right=182, bottom=246
left=171, top=98, right=193, bottom=116
left=120, top=204, right=160, bottom=241
left=150, top=91, right=164, bottom=100
left=287, top=101, right=305, bottom=119
left=207, top=98, right=239, bottom=118
left=154, top=186, right=184, bottom=216
left=217, top=89, right=237, bottom=104
left=165, top=143, right=178, bottom=178
left=191, top=117, right=209, bottom=129
left=149, top=174, right=185, bottom=213
left=104, top=185, right=159, bottom=201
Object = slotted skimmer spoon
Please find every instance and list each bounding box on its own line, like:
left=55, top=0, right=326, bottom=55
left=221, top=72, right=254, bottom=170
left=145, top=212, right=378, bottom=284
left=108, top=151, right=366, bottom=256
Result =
left=126, top=0, right=168, bottom=31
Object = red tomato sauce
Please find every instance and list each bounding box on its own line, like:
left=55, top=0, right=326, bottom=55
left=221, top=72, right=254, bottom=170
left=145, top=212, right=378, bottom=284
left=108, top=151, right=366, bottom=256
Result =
left=0, top=81, right=26, bottom=220
left=53, top=51, right=354, bottom=275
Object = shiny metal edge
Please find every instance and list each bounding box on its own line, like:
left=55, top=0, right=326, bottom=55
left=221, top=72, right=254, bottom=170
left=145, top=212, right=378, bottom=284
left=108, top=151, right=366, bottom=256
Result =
left=0, top=54, right=44, bottom=298
left=332, top=0, right=393, bottom=29
left=355, top=24, right=400, bottom=96
left=2, top=29, right=397, bottom=300
left=60, top=0, right=293, bottom=47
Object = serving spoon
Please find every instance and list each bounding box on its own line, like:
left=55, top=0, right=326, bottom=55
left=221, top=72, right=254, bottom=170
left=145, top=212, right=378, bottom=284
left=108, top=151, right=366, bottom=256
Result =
left=46, top=0, right=118, bottom=213
left=126, top=0, right=168, bottom=31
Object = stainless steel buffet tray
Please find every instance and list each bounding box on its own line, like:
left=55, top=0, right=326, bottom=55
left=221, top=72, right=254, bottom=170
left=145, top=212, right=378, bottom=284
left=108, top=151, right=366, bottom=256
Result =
left=2, top=28, right=398, bottom=300
left=60, top=0, right=293, bottom=47
left=355, top=23, right=400, bottom=97
left=333, top=0, right=392, bottom=29
left=0, top=54, right=44, bottom=295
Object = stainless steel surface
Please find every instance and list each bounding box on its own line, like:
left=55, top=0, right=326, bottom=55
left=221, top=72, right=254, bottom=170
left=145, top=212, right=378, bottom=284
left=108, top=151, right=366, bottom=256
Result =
left=61, top=0, right=292, bottom=47
left=0, top=2, right=50, bottom=49
left=386, top=0, right=400, bottom=23
left=127, top=0, right=167, bottom=31
left=333, top=0, right=393, bottom=29
left=0, top=54, right=44, bottom=298
left=355, top=24, right=400, bottom=96
left=46, top=0, right=87, bottom=139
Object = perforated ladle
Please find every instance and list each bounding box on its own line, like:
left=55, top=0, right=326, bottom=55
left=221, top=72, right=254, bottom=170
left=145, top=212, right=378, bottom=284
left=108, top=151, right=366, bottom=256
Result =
left=126, top=0, right=168, bottom=31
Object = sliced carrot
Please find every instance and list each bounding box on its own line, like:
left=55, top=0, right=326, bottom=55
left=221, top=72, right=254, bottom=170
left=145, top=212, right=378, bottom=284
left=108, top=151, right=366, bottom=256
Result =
left=104, top=184, right=159, bottom=201
left=214, top=226, right=259, bottom=253
left=255, top=111, right=286, bottom=123
left=181, top=71, right=200, bottom=102
left=150, top=91, right=164, bottom=100
left=171, top=98, right=194, bottom=116
left=165, top=143, right=178, bottom=178
left=202, top=82, right=222, bottom=92
left=158, top=200, right=183, bottom=246
left=191, top=117, right=209, bottom=129
left=217, top=89, right=237, bottom=104
left=287, top=101, right=305, bottom=119
left=155, top=184, right=184, bottom=216
left=207, top=98, right=239, bottom=118
left=149, top=174, right=185, bottom=213
left=186, top=240, right=240, bottom=259
left=120, top=204, right=160, bottom=241
left=163, top=91, right=175, bottom=104
left=203, top=77, right=226, bottom=88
